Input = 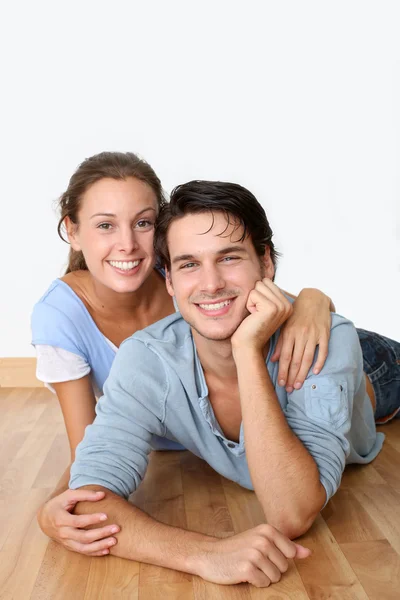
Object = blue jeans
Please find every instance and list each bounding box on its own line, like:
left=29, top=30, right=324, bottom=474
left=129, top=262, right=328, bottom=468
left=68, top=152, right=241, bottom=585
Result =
left=357, top=328, right=400, bottom=423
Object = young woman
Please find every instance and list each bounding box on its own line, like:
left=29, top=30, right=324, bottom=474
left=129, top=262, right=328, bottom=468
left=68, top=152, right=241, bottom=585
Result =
left=32, top=151, right=392, bottom=558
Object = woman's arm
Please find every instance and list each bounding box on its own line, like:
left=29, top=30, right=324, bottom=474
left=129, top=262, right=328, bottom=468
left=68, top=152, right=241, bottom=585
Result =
left=37, top=376, right=120, bottom=555
left=271, top=288, right=334, bottom=392
left=54, top=376, right=96, bottom=463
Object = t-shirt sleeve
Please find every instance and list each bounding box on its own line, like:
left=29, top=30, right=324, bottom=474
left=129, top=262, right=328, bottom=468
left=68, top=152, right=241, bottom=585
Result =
left=35, top=345, right=91, bottom=384
left=283, top=319, right=363, bottom=504
left=31, top=301, right=87, bottom=360
left=69, top=337, right=168, bottom=498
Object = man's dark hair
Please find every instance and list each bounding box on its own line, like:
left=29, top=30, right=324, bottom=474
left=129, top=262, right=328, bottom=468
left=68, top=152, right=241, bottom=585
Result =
left=154, top=180, right=279, bottom=270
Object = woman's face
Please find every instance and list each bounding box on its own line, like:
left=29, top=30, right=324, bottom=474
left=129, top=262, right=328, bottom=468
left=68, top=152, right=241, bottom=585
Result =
left=67, top=177, right=159, bottom=293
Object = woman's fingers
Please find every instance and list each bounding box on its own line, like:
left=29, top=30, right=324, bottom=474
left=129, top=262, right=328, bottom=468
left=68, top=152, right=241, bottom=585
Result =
left=66, top=536, right=118, bottom=555
left=270, top=333, right=283, bottom=363
left=313, top=335, right=329, bottom=375
left=285, top=338, right=307, bottom=392
left=62, top=489, right=105, bottom=511
left=67, top=512, right=110, bottom=529
left=66, top=524, right=120, bottom=544
left=277, top=333, right=296, bottom=387
left=288, top=342, right=318, bottom=391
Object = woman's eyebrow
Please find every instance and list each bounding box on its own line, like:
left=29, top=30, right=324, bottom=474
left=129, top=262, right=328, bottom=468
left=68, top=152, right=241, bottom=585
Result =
left=90, top=207, right=156, bottom=219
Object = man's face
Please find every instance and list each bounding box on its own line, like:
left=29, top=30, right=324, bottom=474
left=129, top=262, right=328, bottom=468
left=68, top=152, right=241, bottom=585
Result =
left=166, top=211, right=275, bottom=342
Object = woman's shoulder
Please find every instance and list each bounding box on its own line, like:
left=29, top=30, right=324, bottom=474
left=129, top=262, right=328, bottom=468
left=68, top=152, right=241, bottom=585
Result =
left=32, top=274, right=92, bottom=332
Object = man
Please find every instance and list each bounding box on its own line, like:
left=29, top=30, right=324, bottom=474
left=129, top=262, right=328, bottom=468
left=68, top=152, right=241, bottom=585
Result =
left=70, top=180, right=385, bottom=587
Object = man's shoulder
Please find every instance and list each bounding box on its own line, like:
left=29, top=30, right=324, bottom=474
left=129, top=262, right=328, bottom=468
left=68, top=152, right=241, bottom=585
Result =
left=121, top=312, right=192, bottom=353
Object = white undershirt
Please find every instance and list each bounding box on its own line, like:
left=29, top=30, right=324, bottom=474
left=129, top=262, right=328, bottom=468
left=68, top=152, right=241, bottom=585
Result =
left=35, top=336, right=117, bottom=398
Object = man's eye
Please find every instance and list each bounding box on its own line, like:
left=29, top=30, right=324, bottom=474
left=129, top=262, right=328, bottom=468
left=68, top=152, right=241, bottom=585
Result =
left=136, top=219, right=153, bottom=229
left=222, top=256, right=238, bottom=262
left=98, top=223, right=112, bottom=230
left=181, top=262, right=197, bottom=269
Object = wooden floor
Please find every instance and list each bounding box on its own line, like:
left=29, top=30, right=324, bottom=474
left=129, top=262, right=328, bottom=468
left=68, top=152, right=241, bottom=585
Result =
left=1, top=388, right=400, bottom=599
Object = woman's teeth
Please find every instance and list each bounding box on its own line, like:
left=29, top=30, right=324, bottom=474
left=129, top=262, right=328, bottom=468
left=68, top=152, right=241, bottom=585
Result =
left=199, top=300, right=232, bottom=310
left=109, top=260, right=140, bottom=271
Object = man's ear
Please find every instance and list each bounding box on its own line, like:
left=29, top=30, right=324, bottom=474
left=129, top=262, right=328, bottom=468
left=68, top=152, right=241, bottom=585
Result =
left=165, top=266, right=175, bottom=297
left=64, top=216, right=81, bottom=251
left=261, top=246, right=275, bottom=280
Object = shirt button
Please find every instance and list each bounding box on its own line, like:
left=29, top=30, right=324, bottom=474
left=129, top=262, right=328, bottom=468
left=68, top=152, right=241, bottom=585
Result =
left=227, top=442, right=236, bottom=448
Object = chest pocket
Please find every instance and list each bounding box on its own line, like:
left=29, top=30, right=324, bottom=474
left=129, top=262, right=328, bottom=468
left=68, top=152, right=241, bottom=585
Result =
left=304, top=377, right=349, bottom=429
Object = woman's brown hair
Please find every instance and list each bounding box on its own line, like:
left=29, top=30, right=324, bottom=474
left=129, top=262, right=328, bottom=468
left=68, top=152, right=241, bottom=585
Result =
left=57, top=151, right=166, bottom=273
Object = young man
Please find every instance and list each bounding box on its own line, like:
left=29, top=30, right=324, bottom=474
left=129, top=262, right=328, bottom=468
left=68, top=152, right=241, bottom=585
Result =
left=70, top=181, right=394, bottom=588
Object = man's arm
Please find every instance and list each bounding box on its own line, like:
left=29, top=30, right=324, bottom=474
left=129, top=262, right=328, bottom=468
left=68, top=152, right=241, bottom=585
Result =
left=232, top=280, right=353, bottom=539
left=234, top=347, right=326, bottom=538
left=74, top=484, right=311, bottom=586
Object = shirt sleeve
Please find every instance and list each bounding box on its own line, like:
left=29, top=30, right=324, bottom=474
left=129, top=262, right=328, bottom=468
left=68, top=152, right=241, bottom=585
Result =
left=69, top=337, right=168, bottom=498
left=35, top=345, right=91, bottom=384
left=31, top=301, right=87, bottom=360
left=283, top=318, right=363, bottom=503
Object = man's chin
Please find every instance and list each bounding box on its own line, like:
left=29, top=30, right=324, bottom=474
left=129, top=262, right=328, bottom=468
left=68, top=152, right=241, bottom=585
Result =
left=189, top=321, right=244, bottom=343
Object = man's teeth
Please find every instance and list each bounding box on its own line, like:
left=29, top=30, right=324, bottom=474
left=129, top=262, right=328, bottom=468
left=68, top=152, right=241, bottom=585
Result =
left=199, top=300, right=232, bottom=310
left=109, top=260, right=140, bottom=271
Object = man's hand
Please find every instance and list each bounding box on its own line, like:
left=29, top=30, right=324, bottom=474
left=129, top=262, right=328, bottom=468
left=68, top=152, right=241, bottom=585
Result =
left=232, top=279, right=293, bottom=352
left=193, top=524, right=311, bottom=587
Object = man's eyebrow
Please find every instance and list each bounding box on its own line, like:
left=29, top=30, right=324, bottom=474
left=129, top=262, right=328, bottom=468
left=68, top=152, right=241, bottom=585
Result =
left=172, top=246, right=247, bottom=264
left=90, top=207, right=156, bottom=219
left=215, top=246, right=246, bottom=255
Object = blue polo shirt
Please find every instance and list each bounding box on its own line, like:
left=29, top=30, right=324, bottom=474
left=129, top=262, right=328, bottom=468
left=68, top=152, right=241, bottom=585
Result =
left=70, top=311, right=384, bottom=502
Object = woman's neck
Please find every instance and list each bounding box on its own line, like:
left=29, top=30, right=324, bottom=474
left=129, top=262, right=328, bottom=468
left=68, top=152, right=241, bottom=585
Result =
left=62, top=269, right=171, bottom=319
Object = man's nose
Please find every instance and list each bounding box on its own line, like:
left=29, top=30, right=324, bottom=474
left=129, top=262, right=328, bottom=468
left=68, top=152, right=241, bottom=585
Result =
left=200, top=267, right=225, bottom=294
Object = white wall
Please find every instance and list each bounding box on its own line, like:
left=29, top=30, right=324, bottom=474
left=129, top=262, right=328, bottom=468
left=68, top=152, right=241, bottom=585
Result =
left=1, top=0, right=399, bottom=357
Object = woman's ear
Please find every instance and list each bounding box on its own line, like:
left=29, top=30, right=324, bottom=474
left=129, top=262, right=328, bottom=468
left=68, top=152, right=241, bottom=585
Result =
left=165, top=266, right=175, bottom=297
left=261, top=246, right=275, bottom=280
left=64, top=216, right=81, bottom=251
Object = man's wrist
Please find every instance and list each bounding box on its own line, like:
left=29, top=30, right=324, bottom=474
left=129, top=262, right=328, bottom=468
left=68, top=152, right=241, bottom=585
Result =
left=183, top=535, right=218, bottom=576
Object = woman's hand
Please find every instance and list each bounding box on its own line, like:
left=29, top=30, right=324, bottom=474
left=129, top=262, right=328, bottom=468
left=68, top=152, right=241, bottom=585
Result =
left=271, top=288, right=332, bottom=392
left=38, top=489, right=120, bottom=556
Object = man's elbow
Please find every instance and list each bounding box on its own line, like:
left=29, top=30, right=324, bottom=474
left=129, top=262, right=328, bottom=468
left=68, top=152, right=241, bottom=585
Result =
left=267, top=486, right=326, bottom=540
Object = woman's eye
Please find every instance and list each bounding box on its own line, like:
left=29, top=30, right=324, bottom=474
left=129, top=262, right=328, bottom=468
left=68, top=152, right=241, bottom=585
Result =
left=136, top=219, right=153, bottom=228
left=98, top=223, right=112, bottom=230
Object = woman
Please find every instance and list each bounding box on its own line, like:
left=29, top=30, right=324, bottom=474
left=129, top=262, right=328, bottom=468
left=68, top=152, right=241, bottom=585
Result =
left=32, top=151, right=393, bottom=557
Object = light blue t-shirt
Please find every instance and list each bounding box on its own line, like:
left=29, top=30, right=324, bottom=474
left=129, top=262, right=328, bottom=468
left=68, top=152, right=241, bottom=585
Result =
left=31, top=274, right=183, bottom=451
left=70, top=311, right=384, bottom=504
left=31, top=279, right=115, bottom=393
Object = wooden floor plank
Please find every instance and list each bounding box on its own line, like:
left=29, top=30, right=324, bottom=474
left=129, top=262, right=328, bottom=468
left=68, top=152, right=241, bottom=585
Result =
left=0, top=488, right=49, bottom=600
left=295, top=516, right=370, bottom=599
left=340, top=540, right=400, bottom=600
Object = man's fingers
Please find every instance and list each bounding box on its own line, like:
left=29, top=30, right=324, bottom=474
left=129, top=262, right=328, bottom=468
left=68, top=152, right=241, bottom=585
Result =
left=262, top=526, right=298, bottom=559
left=245, top=564, right=271, bottom=588
left=88, top=549, right=110, bottom=557
left=294, top=543, right=312, bottom=559
left=253, top=553, right=282, bottom=584
left=313, top=337, right=329, bottom=375
left=265, top=545, right=289, bottom=573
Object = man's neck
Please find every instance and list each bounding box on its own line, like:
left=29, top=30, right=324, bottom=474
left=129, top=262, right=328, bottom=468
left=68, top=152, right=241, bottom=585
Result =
left=192, top=333, right=238, bottom=381
left=193, top=331, right=271, bottom=382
